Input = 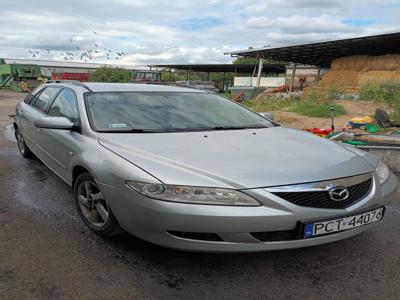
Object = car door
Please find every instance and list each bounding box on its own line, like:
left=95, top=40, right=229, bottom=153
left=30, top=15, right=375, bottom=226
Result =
left=36, top=88, right=81, bottom=182
left=18, top=87, right=60, bottom=159
left=16, top=88, right=43, bottom=143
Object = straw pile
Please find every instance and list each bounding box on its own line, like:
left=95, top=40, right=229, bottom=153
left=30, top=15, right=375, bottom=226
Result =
left=331, top=55, right=400, bottom=71
left=319, top=55, right=400, bottom=92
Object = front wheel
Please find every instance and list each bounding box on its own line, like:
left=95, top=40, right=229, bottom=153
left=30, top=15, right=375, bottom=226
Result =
left=74, top=172, right=123, bottom=237
left=15, top=128, right=34, bottom=158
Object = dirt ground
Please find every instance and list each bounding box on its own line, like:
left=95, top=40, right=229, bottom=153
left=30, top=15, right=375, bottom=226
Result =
left=0, top=90, right=21, bottom=147
left=273, top=100, right=390, bottom=129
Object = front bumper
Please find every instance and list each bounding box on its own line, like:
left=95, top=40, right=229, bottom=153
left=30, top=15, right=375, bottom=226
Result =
left=97, top=173, right=398, bottom=252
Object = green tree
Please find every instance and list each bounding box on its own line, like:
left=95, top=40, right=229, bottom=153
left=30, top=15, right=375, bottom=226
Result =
left=90, top=67, right=132, bottom=83
left=233, top=57, right=279, bottom=65
left=160, top=69, right=202, bottom=81
left=233, top=57, right=259, bottom=64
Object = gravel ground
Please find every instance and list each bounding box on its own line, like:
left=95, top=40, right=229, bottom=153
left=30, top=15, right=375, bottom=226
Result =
left=1, top=90, right=399, bottom=300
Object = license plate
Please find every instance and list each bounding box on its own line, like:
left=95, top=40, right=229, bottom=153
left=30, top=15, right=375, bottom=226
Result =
left=303, top=206, right=385, bottom=238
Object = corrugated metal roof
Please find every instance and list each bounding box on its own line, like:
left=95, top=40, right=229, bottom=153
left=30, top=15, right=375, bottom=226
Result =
left=3, top=58, right=136, bottom=70
left=226, top=31, right=400, bottom=67
left=149, top=63, right=285, bottom=73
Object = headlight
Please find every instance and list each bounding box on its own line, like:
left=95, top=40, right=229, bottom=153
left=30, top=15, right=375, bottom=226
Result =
left=376, top=161, right=390, bottom=184
left=126, top=181, right=261, bottom=206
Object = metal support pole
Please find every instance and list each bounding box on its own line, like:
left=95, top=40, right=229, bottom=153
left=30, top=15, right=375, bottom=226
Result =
left=256, top=58, right=263, bottom=87
left=186, top=69, right=189, bottom=81
left=316, top=66, right=321, bottom=83
left=207, top=72, right=210, bottom=80
left=289, top=63, right=297, bottom=92
left=252, top=65, right=257, bottom=79
left=330, top=105, right=335, bottom=132
left=222, top=72, right=226, bottom=92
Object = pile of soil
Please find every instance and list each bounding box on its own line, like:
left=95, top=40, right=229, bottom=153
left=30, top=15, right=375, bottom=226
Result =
left=319, top=55, right=400, bottom=92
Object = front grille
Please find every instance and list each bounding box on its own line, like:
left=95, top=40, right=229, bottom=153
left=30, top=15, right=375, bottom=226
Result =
left=272, top=178, right=373, bottom=209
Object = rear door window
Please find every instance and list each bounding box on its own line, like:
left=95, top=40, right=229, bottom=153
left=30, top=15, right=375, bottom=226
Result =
left=31, top=87, right=60, bottom=112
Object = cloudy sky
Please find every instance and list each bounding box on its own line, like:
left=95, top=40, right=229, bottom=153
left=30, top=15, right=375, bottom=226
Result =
left=1, top=0, right=399, bottom=66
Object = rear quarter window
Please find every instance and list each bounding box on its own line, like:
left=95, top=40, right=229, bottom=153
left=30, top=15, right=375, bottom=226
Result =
left=23, top=93, right=35, bottom=104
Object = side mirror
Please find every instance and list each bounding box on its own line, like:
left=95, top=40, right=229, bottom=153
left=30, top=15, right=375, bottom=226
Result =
left=34, top=117, right=74, bottom=130
left=259, top=112, right=274, bottom=120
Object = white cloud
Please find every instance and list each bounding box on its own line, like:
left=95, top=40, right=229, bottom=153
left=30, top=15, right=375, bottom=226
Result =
left=0, top=1, right=397, bottom=65
left=246, top=14, right=355, bottom=34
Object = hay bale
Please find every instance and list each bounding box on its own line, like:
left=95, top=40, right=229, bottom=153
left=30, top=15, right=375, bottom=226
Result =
left=331, top=56, right=368, bottom=71
left=321, top=55, right=400, bottom=92
left=331, top=55, right=400, bottom=71
left=359, top=71, right=400, bottom=85
left=368, top=54, right=400, bottom=71
left=320, top=70, right=359, bottom=87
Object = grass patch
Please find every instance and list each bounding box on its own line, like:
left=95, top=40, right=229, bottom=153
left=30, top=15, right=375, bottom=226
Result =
left=359, top=81, right=400, bottom=125
left=392, top=102, right=400, bottom=125
left=220, top=92, right=232, bottom=98
left=290, top=101, right=346, bottom=118
left=243, top=94, right=345, bottom=118
left=242, top=96, right=295, bottom=112
left=360, top=81, right=400, bottom=105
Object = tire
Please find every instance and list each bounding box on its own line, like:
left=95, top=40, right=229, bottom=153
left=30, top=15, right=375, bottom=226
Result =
left=15, top=128, right=34, bottom=158
left=74, top=172, right=123, bottom=237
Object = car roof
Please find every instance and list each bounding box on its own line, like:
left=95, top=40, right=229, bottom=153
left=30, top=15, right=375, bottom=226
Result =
left=43, top=82, right=207, bottom=93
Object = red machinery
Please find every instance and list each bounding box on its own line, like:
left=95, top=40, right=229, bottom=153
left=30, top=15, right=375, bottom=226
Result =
left=303, top=128, right=332, bottom=137
left=51, top=72, right=90, bottom=82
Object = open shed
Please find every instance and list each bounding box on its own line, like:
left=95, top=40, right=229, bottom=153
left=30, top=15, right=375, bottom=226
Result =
left=149, top=63, right=286, bottom=92
left=226, top=32, right=400, bottom=91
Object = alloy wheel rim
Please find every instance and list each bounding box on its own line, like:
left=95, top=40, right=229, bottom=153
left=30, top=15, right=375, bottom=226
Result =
left=77, top=180, right=109, bottom=227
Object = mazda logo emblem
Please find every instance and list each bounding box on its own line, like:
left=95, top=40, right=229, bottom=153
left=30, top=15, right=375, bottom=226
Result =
left=328, top=186, right=350, bottom=202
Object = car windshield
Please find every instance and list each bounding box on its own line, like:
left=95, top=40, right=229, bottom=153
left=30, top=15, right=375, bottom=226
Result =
left=85, top=92, right=273, bottom=132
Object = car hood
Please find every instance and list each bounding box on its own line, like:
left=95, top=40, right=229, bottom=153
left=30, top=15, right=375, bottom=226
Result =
left=98, top=127, right=375, bottom=189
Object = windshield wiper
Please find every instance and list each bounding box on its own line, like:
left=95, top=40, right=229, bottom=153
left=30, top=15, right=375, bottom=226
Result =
left=98, top=126, right=269, bottom=133
left=211, top=125, right=268, bottom=131
left=129, top=129, right=160, bottom=133
left=99, top=129, right=164, bottom=133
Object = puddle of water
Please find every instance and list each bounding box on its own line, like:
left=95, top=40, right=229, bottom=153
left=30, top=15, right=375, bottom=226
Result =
left=3, top=124, right=16, bottom=143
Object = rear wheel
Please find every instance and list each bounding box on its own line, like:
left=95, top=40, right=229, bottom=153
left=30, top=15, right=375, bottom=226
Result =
left=74, top=172, right=123, bottom=237
left=15, top=128, right=34, bottom=158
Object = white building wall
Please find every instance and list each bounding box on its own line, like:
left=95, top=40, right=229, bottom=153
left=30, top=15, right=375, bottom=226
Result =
left=233, top=77, right=285, bottom=87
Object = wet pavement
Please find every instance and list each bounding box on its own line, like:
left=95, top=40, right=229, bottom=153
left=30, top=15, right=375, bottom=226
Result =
left=1, top=90, right=400, bottom=299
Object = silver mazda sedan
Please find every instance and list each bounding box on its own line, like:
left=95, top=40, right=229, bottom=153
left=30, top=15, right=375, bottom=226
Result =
left=14, top=81, right=398, bottom=252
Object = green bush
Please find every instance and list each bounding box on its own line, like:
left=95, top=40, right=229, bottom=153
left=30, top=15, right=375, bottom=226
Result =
left=304, top=88, right=319, bottom=102
left=392, top=102, right=400, bottom=125
left=290, top=101, right=346, bottom=118
left=360, top=81, right=400, bottom=105
left=90, top=67, right=132, bottom=83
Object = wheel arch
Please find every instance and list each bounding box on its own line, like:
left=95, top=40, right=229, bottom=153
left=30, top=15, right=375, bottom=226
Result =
left=72, top=165, right=91, bottom=188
